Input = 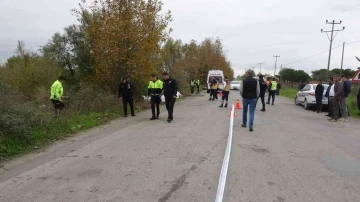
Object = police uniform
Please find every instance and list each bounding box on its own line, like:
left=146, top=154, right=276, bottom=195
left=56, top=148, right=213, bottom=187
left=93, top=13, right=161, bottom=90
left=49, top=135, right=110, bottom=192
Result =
left=118, top=78, right=135, bottom=117
left=190, top=80, right=195, bottom=94
left=162, top=76, right=178, bottom=122
left=195, top=79, right=200, bottom=94
left=267, top=80, right=277, bottom=105
left=148, top=78, right=163, bottom=120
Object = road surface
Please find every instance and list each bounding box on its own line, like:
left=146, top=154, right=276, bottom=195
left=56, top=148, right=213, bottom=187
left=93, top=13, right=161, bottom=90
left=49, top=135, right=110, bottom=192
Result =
left=1, top=92, right=360, bottom=202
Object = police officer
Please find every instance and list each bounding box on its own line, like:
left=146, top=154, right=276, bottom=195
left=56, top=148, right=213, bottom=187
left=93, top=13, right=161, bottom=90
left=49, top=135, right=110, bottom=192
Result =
left=148, top=74, right=163, bottom=120
left=257, top=75, right=267, bottom=111
left=190, top=79, right=195, bottom=94
left=162, top=72, right=178, bottom=123
left=50, top=76, right=66, bottom=118
left=118, top=76, right=135, bottom=117
left=219, top=76, right=230, bottom=108
left=195, top=78, right=200, bottom=94
left=267, top=77, right=277, bottom=105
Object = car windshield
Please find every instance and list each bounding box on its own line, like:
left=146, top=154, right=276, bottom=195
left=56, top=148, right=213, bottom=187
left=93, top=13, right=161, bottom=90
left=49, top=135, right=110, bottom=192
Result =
left=231, top=81, right=240, bottom=84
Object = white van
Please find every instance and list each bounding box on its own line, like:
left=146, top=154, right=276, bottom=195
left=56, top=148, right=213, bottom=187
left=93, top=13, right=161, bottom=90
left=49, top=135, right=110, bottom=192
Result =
left=206, top=70, right=225, bottom=93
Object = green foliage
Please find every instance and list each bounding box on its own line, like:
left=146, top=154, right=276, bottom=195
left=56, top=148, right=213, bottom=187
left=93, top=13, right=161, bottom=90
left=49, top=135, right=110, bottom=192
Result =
left=311, top=68, right=356, bottom=81
left=279, top=68, right=311, bottom=82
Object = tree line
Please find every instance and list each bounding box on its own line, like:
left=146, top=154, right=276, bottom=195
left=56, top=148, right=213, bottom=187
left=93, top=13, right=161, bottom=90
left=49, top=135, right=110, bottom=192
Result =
left=278, top=68, right=356, bottom=83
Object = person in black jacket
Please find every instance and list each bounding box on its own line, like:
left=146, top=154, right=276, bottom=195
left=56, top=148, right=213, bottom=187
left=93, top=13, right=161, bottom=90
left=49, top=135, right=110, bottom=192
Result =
left=325, top=77, right=333, bottom=117
left=161, top=72, right=178, bottom=123
left=315, top=80, right=324, bottom=113
left=357, top=86, right=360, bottom=112
left=257, top=75, right=267, bottom=111
left=118, top=77, right=135, bottom=117
left=341, top=76, right=351, bottom=119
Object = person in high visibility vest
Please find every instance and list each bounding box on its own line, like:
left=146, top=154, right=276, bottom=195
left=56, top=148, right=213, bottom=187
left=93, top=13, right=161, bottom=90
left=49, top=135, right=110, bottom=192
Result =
left=195, top=78, right=200, bottom=94
left=190, top=79, right=195, bottom=94
left=50, top=76, right=66, bottom=118
left=219, top=76, right=230, bottom=108
left=267, top=77, right=277, bottom=105
left=148, top=74, right=163, bottom=120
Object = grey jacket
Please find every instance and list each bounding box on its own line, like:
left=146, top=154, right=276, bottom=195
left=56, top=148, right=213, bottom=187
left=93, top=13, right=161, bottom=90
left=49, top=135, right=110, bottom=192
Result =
left=334, top=81, right=344, bottom=100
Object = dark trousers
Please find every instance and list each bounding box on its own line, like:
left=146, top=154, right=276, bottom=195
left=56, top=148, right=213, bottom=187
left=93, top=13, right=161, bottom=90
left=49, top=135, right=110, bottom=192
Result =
left=221, top=91, right=229, bottom=105
left=267, top=90, right=276, bottom=104
left=122, top=96, right=134, bottom=115
left=257, top=93, right=265, bottom=110
left=328, top=97, right=333, bottom=117
left=196, top=85, right=200, bottom=94
left=332, top=98, right=340, bottom=119
left=316, top=96, right=323, bottom=111
left=165, top=98, right=176, bottom=119
left=191, top=86, right=195, bottom=94
left=51, top=99, right=65, bottom=110
left=151, top=95, right=161, bottom=117
left=210, top=89, right=217, bottom=100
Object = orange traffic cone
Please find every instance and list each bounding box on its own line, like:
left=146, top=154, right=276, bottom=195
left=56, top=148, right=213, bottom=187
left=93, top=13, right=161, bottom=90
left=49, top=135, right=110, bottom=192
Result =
left=235, top=99, right=242, bottom=109
left=228, top=111, right=237, bottom=117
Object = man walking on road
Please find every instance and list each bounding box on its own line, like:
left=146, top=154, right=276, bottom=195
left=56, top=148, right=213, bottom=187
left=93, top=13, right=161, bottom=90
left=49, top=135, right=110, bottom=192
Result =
left=267, top=77, right=277, bottom=105
left=240, top=70, right=260, bottom=132
left=118, top=77, right=136, bottom=117
left=329, top=75, right=344, bottom=122
left=219, top=76, right=230, bottom=108
left=257, top=75, right=267, bottom=112
left=50, top=76, right=66, bottom=118
left=148, top=74, right=163, bottom=120
left=315, top=80, right=324, bottom=113
left=162, top=72, right=178, bottom=123
left=341, top=76, right=351, bottom=120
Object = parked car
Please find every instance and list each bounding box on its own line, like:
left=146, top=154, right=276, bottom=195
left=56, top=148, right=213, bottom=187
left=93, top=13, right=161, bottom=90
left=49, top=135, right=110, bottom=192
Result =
left=295, top=84, right=329, bottom=110
left=230, top=80, right=241, bottom=90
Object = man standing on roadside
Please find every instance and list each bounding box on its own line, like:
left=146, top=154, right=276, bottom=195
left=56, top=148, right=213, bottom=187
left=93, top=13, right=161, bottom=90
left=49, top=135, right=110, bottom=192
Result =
left=357, top=85, right=360, bottom=113
left=209, top=77, right=218, bottom=101
left=118, top=77, right=136, bottom=117
left=267, top=77, right=277, bottom=105
left=190, top=79, right=195, bottom=94
left=148, top=74, right=163, bottom=120
left=325, top=77, right=334, bottom=117
left=329, top=75, right=344, bottom=122
left=195, top=78, right=200, bottom=94
left=162, top=72, right=178, bottom=123
left=341, top=76, right=351, bottom=120
left=240, top=70, right=260, bottom=132
left=315, top=79, right=324, bottom=113
left=50, top=76, right=66, bottom=118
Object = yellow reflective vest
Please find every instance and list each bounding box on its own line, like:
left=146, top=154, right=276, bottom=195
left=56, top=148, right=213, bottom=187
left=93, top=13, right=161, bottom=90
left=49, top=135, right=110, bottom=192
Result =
left=50, top=80, right=63, bottom=100
left=271, top=81, right=277, bottom=91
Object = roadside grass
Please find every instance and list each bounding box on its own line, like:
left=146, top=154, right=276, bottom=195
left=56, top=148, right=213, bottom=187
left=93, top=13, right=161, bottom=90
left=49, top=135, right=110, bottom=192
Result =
left=0, top=110, right=123, bottom=160
left=280, top=87, right=360, bottom=119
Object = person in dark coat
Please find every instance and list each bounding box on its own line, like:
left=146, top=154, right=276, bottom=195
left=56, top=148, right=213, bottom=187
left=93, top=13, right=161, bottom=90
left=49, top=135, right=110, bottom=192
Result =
left=315, top=80, right=324, bottom=113
left=118, top=77, right=135, bottom=117
left=357, top=86, right=360, bottom=112
left=298, top=81, right=306, bottom=91
left=162, top=72, right=178, bottom=123
left=257, top=75, right=267, bottom=111
left=325, top=77, right=333, bottom=117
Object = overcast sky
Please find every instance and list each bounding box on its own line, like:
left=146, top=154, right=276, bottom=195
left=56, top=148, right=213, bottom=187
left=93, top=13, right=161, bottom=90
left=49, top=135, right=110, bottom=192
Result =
left=1, top=0, right=359, bottom=77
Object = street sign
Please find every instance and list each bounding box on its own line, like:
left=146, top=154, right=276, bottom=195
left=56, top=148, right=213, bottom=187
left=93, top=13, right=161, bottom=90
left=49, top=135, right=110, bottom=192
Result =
left=351, top=69, right=360, bottom=82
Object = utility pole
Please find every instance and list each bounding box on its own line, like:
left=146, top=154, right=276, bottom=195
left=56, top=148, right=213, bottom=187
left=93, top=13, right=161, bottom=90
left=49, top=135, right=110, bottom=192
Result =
left=340, top=41, right=345, bottom=77
left=321, top=20, right=345, bottom=79
left=273, top=55, right=280, bottom=76
left=258, top=63, right=263, bottom=74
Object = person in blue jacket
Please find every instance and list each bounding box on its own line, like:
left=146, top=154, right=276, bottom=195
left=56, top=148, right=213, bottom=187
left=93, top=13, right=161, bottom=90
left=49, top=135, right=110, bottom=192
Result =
left=341, top=76, right=351, bottom=119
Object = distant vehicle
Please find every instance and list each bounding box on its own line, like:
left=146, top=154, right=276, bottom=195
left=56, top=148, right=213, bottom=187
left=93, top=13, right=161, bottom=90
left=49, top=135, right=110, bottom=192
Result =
left=206, top=70, right=224, bottom=93
left=230, top=80, right=241, bottom=90
left=295, top=84, right=329, bottom=110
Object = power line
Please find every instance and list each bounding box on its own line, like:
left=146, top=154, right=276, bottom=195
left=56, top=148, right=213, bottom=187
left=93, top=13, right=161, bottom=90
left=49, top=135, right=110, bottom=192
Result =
left=283, top=39, right=360, bottom=66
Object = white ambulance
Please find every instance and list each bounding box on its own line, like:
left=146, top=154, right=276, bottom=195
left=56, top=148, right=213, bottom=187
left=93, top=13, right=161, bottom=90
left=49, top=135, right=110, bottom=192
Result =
left=206, top=70, right=225, bottom=93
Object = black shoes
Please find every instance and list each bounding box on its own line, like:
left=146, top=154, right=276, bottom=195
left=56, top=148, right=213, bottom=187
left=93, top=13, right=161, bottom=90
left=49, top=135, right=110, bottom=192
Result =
left=241, top=124, right=246, bottom=128
left=260, top=109, right=265, bottom=111
left=249, top=127, right=253, bottom=132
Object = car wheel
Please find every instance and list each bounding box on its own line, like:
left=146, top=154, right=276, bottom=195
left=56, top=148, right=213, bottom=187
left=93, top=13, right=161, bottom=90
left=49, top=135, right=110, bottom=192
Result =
left=304, top=99, right=310, bottom=110
left=295, top=96, right=300, bottom=106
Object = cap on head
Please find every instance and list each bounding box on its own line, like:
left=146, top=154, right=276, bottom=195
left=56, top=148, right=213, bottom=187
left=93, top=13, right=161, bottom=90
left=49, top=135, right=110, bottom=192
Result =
left=259, top=74, right=264, bottom=79
left=162, top=72, right=169, bottom=76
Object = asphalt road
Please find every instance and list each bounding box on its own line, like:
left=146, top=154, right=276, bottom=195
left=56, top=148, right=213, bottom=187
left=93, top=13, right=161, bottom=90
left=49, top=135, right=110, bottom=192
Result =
left=1, top=91, right=360, bottom=202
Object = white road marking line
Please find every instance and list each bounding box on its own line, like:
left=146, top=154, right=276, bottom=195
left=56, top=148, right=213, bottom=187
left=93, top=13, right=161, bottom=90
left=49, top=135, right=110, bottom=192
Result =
left=215, top=105, right=235, bottom=202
